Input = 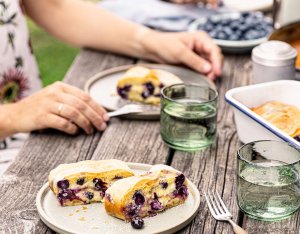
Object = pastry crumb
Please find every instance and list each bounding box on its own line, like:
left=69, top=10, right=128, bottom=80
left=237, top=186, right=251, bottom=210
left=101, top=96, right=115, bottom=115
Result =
left=82, top=206, right=88, bottom=210
left=79, top=217, right=86, bottom=222
left=76, top=210, right=80, bottom=213
left=68, top=213, right=73, bottom=216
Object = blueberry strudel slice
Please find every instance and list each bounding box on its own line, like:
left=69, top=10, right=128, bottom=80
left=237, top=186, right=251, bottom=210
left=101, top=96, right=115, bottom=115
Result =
left=117, top=66, right=183, bottom=105
left=104, top=165, right=188, bottom=222
left=48, top=159, right=134, bottom=206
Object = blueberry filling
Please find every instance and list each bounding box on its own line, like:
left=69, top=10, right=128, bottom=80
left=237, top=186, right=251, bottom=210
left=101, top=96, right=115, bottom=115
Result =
left=144, top=82, right=155, bottom=95
left=117, top=85, right=131, bottom=99
left=178, top=186, right=188, bottom=198
left=133, top=191, right=145, bottom=206
left=131, top=217, right=144, bottom=229
left=141, top=91, right=150, bottom=99
left=93, top=178, right=107, bottom=192
left=113, top=175, right=123, bottom=180
left=150, top=199, right=162, bottom=211
left=58, top=189, right=80, bottom=205
left=76, top=178, right=85, bottom=185
left=160, top=182, right=168, bottom=189
left=85, top=191, right=94, bottom=200
left=57, top=180, right=69, bottom=189
left=124, top=204, right=139, bottom=217
left=173, top=185, right=188, bottom=198
left=175, top=174, right=185, bottom=189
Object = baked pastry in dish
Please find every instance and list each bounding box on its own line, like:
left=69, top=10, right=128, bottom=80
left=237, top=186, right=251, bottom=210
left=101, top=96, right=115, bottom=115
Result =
left=104, top=165, right=188, bottom=222
left=117, top=66, right=183, bottom=105
left=48, top=160, right=134, bottom=206
left=251, top=101, right=300, bottom=138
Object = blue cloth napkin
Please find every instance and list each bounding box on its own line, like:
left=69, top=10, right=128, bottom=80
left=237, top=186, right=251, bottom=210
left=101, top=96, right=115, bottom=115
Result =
left=99, top=0, right=218, bottom=31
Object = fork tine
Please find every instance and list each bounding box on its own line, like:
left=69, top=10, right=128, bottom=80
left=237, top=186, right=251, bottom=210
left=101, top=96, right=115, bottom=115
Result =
left=215, top=191, right=231, bottom=215
left=213, top=191, right=226, bottom=214
left=204, top=193, right=218, bottom=219
left=207, top=191, right=221, bottom=216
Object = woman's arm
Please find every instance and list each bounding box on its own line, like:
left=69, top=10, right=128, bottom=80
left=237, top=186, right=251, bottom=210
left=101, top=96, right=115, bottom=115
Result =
left=23, top=0, right=222, bottom=79
left=23, top=0, right=151, bottom=59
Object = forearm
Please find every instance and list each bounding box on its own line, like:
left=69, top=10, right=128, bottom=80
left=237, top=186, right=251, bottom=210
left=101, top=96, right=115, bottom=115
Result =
left=0, top=104, right=18, bottom=140
left=23, top=0, right=156, bottom=59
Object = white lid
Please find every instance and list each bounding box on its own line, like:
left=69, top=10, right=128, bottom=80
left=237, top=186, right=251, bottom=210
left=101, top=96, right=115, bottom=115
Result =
left=252, top=40, right=297, bottom=66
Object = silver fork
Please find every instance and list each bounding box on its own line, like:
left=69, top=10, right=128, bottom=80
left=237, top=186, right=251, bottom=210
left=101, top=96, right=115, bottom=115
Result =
left=204, top=191, right=248, bottom=234
left=107, top=104, right=156, bottom=117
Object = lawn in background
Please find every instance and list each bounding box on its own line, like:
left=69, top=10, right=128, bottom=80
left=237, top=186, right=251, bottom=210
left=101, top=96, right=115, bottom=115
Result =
left=27, top=19, right=79, bottom=87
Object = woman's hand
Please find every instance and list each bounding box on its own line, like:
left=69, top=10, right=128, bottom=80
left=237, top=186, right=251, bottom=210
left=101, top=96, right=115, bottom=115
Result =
left=140, top=30, right=223, bottom=80
left=1, top=82, right=109, bottom=137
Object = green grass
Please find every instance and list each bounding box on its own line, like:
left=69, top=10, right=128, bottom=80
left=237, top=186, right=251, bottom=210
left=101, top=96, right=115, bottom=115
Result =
left=27, top=19, right=79, bottom=86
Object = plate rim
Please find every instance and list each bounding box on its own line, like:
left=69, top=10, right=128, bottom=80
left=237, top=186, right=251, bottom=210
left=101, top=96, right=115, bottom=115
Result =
left=36, top=162, right=201, bottom=234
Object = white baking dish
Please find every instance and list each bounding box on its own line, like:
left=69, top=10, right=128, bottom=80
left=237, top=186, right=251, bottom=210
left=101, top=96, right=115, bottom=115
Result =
left=225, top=80, right=300, bottom=148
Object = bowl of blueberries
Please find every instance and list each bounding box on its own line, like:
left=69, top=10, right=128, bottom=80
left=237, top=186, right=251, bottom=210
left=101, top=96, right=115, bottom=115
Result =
left=189, top=11, right=273, bottom=53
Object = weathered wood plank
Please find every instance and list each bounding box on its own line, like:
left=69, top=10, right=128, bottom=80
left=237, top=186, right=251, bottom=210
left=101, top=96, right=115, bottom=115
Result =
left=0, top=51, right=135, bottom=234
left=171, top=55, right=252, bottom=234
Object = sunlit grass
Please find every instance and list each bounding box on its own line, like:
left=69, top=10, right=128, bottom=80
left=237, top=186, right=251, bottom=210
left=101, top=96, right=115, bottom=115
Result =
left=27, top=19, right=79, bottom=86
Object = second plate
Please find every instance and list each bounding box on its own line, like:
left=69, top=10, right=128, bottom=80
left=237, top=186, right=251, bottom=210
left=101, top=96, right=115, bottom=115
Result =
left=84, top=64, right=215, bottom=120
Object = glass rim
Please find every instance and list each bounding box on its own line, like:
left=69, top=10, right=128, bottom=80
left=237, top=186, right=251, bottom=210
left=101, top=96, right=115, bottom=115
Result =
left=161, top=83, right=218, bottom=105
left=237, top=140, right=300, bottom=167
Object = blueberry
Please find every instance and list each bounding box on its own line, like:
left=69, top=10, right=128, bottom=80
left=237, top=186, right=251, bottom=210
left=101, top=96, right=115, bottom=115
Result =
left=294, top=136, right=300, bottom=142
left=208, top=30, right=218, bottom=39
left=228, top=34, right=239, bottom=41
left=93, top=178, right=107, bottom=192
left=131, top=217, right=144, bottom=229
left=161, top=182, right=168, bottom=189
left=230, top=20, right=240, bottom=30
left=85, top=191, right=94, bottom=200
left=117, top=85, right=131, bottom=99
left=175, top=174, right=185, bottom=189
left=216, top=31, right=227, bottom=40
left=76, top=178, right=85, bottom=185
left=178, top=186, right=188, bottom=198
left=133, top=191, right=145, bottom=206
left=144, top=82, right=155, bottom=95
left=57, top=180, right=69, bottom=189
left=150, top=199, right=162, bottom=210
left=125, top=204, right=139, bottom=217
left=203, top=22, right=213, bottom=32
left=141, top=91, right=150, bottom=99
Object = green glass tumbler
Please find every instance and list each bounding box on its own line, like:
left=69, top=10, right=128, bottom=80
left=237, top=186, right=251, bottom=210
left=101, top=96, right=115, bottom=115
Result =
left=237, top=140, right=300, bottom=221
left=160, top=84, right=218, bottom=152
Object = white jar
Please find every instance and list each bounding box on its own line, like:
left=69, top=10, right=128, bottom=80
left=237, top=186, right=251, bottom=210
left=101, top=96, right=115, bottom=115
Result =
left=251, top=40, right=297, bottom=84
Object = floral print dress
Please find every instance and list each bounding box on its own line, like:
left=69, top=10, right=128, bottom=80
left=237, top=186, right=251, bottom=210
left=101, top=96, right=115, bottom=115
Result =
left=0, top=0, right=42, bottom=174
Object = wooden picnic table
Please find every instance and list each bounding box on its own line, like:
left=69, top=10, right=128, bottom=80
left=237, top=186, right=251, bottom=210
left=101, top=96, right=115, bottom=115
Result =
left=0, top=49, right=299, bottom=234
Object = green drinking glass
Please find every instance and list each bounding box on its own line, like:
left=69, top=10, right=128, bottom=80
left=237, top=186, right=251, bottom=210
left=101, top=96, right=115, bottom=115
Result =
left=160, top=84, right=218, bottom=152
left=237, top=140, right=300, bottom=221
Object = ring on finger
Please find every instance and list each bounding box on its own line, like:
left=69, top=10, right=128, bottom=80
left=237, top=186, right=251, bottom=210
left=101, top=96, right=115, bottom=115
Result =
left=58, top=103, right=64, bottom=116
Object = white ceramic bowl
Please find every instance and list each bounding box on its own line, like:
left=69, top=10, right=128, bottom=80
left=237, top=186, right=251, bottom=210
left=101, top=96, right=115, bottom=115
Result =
left=225, top=80, right=300, bottom=148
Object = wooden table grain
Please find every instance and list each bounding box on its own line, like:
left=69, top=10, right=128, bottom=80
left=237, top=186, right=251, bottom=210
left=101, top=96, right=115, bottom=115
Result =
left=0, top=49, right=299, bottom=234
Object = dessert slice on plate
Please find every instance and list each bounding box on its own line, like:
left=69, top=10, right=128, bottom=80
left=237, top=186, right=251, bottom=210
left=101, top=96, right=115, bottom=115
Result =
left=117, top=66, right=183, bottom=105
left=104, top=165, right=188, bottom=227
left=48, top=159, right=134, bottom=206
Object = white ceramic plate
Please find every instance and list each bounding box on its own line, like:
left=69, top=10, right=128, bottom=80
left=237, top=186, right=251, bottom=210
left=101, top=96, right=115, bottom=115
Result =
left=36, top=162, right=201, bottom=234
left=188, top=12, right=270, bottom=54
left=84, top=64, right=215, bottom=120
